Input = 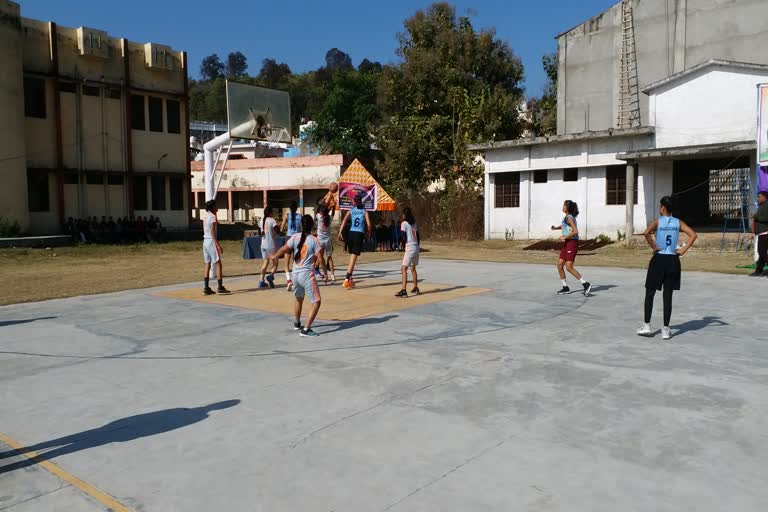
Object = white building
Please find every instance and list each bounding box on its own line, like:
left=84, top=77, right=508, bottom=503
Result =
left=477, top=60, right=766, bottom=240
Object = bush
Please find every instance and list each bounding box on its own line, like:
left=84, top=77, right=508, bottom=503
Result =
left=401, top=187, right=484, bottom=240
left=0, top=217, right=21, bottom=238
left=596, top=233, right=611, bottom=243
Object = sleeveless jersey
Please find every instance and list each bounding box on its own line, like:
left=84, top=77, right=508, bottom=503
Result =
left=262, top=217, right=276, bottom=250
left=288, top=234, right=320, bottom=272
left=316, top=213, right=331, bottom=243
left=286, top=212, right=302, bottom=236
left=350, top=207, right=366, bottom=233
left=656, top=215, right=680, bottom=255
left=562, top=215, right=579, bottom=241
left=401, top=221, right=419, bottom=248
left=203, top=212, right=216, bottom=240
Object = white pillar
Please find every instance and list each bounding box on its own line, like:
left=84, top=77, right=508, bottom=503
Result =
left=625, top=161, right=637, bottom=243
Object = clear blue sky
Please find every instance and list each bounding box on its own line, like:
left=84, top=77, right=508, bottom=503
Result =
left=20, top=0, right=617, bottom=97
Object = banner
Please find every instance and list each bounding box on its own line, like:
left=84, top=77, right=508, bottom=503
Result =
left=759, top=84, right=768, bottom=166
left=338, top=182, right=377, bottom=211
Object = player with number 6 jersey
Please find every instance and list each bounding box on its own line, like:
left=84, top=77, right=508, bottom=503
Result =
left=337, top=194, right=371, bottom=289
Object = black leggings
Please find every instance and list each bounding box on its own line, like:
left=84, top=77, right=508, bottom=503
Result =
left=644, top=286, right=673, bottom=326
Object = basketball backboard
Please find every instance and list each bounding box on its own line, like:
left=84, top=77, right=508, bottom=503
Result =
left=226, top=81, right=291, bottom=143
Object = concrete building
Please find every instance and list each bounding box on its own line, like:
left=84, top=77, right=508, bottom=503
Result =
left=190, top=155, right=344, bottom=225
left=0, top=0, right=190, bottom=234
left=477, top=0, right=768, bottom=240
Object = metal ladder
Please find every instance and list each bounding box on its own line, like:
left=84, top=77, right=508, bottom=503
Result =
left=617, top=0, right=641, bottom=128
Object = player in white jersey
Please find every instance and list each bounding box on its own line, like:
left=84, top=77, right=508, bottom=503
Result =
left=395, top=207, right=420, bottom=298
left=202, top=200, right=229, bottom=295
left=271, top=215, right=327, bottom=337
left=281, top=201, right=302, bottom=291
left=259, top=206, right=279, bottom=289
left=637, top=196, right=698, bottom=340
left=316, top=203, right=336, bottom=281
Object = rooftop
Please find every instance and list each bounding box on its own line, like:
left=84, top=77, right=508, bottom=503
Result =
left=468, top=126, right=655, bottom=152
left=642, top=59, right=768, bottom=94
left=190, top=154, right=344, bottom=172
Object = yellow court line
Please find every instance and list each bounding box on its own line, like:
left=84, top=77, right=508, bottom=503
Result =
left=0, top=431, right=132, bottom=512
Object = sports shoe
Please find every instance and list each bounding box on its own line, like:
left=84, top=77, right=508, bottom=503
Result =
left=749, top=270, right=764, bottom=277
left=636, top=323, right=653, bottom=336
left=394, top=289, right=408, bottom=298
left=203, top=287, right=216, bottom=296
left=557, top=286, right=570, bottom=295
left=343, top=279, right=355, bottom=289
left=266, top=274, right=275, bottom=289
left=411, top=287, right=420, bottom=295
left=300, top=328, right=318, bottom=337
left=330, top=273, right=336, bottom=282
left=293, top=321, right=303, bottom=331
left=286, top=280, right=293, bottom=292
left=582, top=282, right=592, bottom=296
left=217, top=286, right=230, bottom=294
left=258, top=280, right=268, bottom=289
left=661, top=326, right=672, bottom=340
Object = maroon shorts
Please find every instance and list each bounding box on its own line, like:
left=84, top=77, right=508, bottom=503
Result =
left=559, top=239, right=579, bottom=262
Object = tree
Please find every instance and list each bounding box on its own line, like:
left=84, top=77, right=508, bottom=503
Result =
left=324, top=48, right=353, bottom=73
left=528, top=52, right=558, bottom=136
left=306, top=69, right=380, bottom=156
left=257, top=58, right=292, bottom=88
left=226, top=51, right=248, bottom=79
left=200, top=54, right=225, bottom=81
left=358, top=58, right=383, bottom=74
left=377, top=2, right=525, bottom=194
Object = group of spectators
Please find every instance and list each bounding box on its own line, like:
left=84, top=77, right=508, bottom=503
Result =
left=338, top=217, right=406, bottom=253
left=64, top=216, right=166, bottom=244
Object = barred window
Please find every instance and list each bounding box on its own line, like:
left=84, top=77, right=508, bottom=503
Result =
left=606, top=165, right=637, bottom=205
left=495, top=173, right=520, bottom=208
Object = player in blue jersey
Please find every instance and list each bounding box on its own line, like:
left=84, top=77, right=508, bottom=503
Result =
left=337, top=194, right=371, bottom=289
left=202, top=200, right=230, bottom=295
left=281, top=201, right=302, bottom=291
left=551, top=200, right=591, bottom=296
left=637, top=196, right=698, bottom=340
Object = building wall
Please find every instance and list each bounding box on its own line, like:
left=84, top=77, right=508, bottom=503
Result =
left=557, top=0, right=768, bottom=134
left=0, top=0, right=190, bottom=235
left=649, top=66, right=768, bottom=148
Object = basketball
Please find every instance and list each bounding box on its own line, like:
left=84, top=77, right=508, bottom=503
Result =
left=329, top=182, right=339, bottom=193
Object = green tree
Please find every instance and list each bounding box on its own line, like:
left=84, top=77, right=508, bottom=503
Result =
left=306, top=69, right=380, bottom=156
left=225, top=51, right=248, bottom=78
left=257, top=58, right=292, bottom=88
left=528, top=52, right=558, bottom=136
left=200, top=54, right=225, bottom=81
left=377, top=2, right=525, bottom=194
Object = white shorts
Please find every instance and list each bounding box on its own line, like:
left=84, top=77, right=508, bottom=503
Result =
left=402, top=246, right=419, bottom=267
left=261, top=246, right=275, bottom=259
left=292, top=270, right=321, bottom=304
left=203, top=239, right=220, bottom=265
left=319, top=239, right=333, bottom=257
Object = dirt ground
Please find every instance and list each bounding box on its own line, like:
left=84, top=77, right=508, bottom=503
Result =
left=0, top=239, right=754, bottom=306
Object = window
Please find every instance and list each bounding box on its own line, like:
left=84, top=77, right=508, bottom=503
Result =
left=86, top=174, right=104, bottom=185
left=151, top=176, right=166, bottom=210
left=533, top=170, right=548, bottom=183
left=494, top=173, right=520, bottom=208
left=133, top=176, right=148, bottom=210
left=27, top=170, right=50, bottom=212
left=563, top=168, right=579, bottom=182
left=63, top=174, right=79, bottom=185
left=82, top=85, right=100, bottom=97
left=130, top=94, right=145, bottom=130
left=148, top=97, right=163, bottom=132
left=169, top=177, right=184, bottom=210
left=166, top=99, right=181, bottom=134
left=107, top=87, right=121, bottom=100
left=606, top=165, right=638, bottom=205
left=24, top=77, right=47, bottom=118
left=107, top=175, right=124, bottom=185
left=59, top=82, right=77, bottom=94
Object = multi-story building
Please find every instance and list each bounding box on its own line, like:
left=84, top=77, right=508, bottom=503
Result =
left=0, top=0, right=190, bottom=234
left=477, top=0, right=768, bottom=241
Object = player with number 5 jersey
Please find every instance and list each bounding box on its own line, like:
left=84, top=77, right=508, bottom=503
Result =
left=637, top=196, right=697, bottom=340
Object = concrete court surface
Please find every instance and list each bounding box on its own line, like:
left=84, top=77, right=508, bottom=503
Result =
left=0, top=259, right=766, bottom=511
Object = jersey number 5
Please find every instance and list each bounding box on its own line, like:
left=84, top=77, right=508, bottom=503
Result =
left=665, top=234, right=672, bottom=247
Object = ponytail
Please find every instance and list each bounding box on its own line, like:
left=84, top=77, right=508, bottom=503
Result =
left=320, top=204, right=331, bottom=229
left=294, top=214, right=315, bottom=263
left=263, top=206, right=273, bottom=234
left=290, top=201, right=298, bottom=232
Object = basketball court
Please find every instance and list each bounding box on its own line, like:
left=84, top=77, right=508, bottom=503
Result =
left=1, top=259, right=766, bottom=511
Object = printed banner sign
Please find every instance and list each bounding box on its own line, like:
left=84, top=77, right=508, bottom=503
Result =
left=759, top=84, right=768, bottom=166
left=338, top=182, right=377, bottom=211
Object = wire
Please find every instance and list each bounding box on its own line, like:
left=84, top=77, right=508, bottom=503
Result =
left=671, top=150, right=750, bottom=197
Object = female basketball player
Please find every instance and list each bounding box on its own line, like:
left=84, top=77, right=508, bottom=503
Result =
left=316, top=203, right=336, bottom=282
left=271, top=215, right=326, bottom=337
left=259, top=206, right=279, bottom=289
left=551, top=200, right=591, bottom=296
left=281, top=201, right=302, bottom=291
left=337, top=194, right=371, bottom=289
left=395, top=207, right=420, bottom=298
left=637, top=195, right=698, bottom=340
left=202, top=200, right=229, bottom=295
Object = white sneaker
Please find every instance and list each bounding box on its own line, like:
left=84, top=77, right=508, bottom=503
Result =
left=330, top=273, right=336, bottom=282
left=286, top=280, right=293, bottom=292
left=661, top=326, right=672, bottom=340
left=636, top=323, right=653, bottom=336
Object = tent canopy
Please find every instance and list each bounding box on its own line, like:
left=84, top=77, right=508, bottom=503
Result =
left=337, top=159, right=396, bottom=211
